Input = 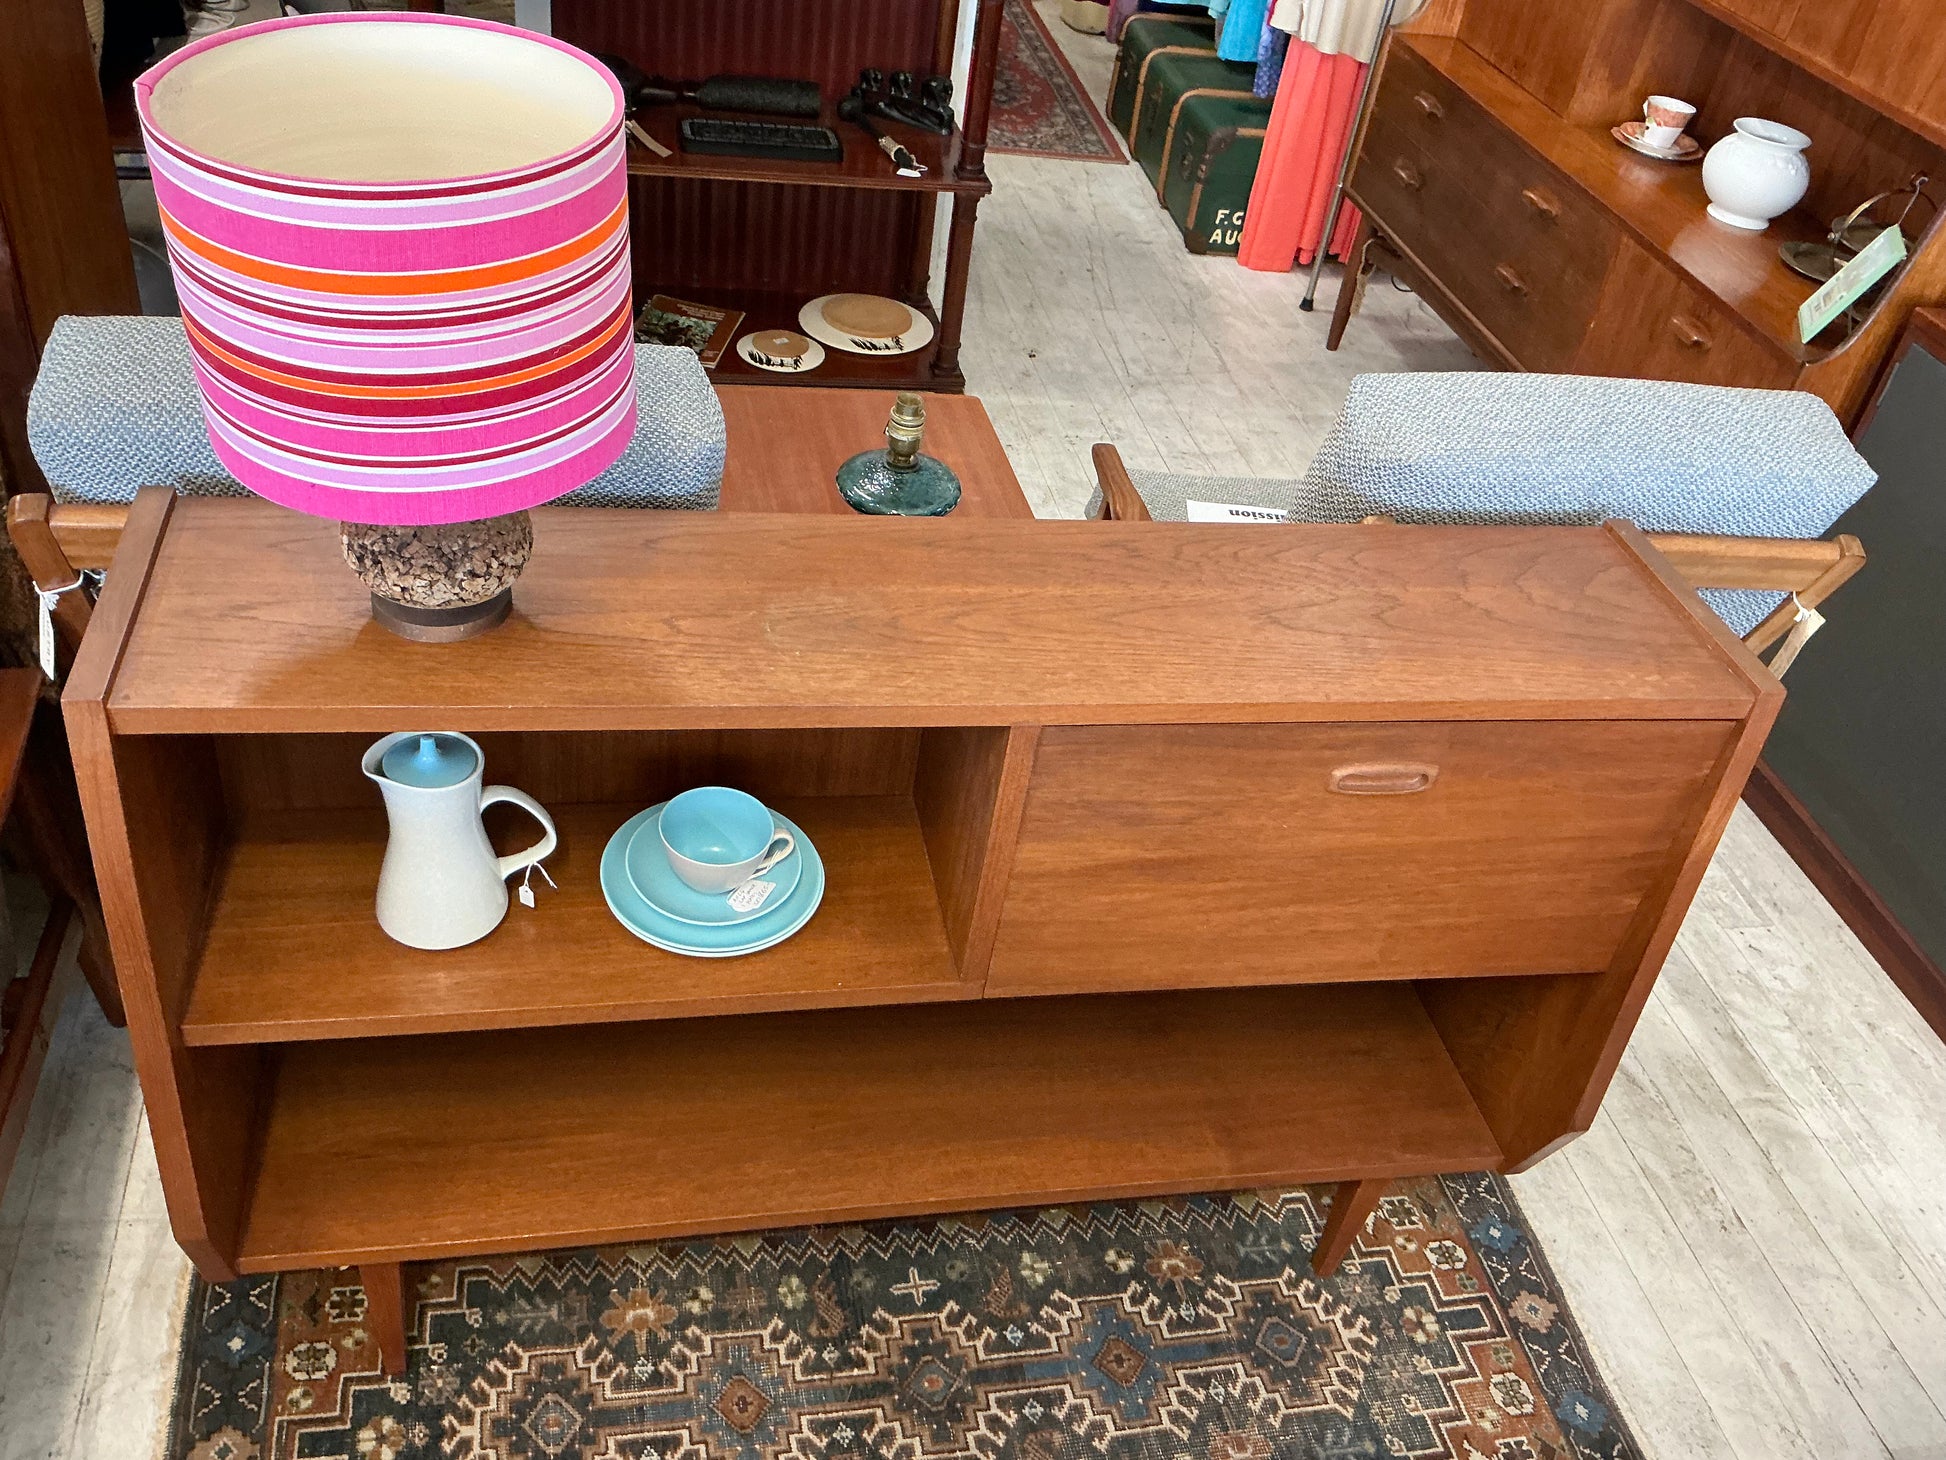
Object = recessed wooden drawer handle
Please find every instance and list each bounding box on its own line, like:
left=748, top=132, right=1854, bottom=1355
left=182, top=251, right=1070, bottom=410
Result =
left=1670, top=313, right=1713, bottom=350
left=1391, top=158, right=1423, bottom=190
left=1494, top=263, right=1528, bottom=295
left=1520, top=186, right=1561, bottom=221
left=1330, top=763, right=1440, bottom=795
left=1413, top=91, right=1445, bottom=120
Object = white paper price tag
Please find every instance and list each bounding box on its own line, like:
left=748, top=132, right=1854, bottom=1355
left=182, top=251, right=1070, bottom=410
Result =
left=727, top=880, right=777, bottom=913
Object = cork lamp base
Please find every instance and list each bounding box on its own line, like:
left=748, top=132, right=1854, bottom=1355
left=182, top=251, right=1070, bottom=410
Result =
left=342, top=512, right=532, bottom=642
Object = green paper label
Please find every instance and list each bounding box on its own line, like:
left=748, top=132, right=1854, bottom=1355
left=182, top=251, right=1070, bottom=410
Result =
left=1798, top=226, right=1907, bottom=343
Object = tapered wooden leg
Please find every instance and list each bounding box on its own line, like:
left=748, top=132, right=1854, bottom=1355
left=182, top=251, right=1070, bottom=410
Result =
left=1312, top=1177, right=1388, bottom=1274
left=362, top=1262, right=408, bottom=1375
left=74, top=911, right=124, bottom=1028
left=1324, top=218, right=1374, bottom=352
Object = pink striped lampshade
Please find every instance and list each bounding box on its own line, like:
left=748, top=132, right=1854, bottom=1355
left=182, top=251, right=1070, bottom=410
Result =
left=135, top=12, right=635, bottom=526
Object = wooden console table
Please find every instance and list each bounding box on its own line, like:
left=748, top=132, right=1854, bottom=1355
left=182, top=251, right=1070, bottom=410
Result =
left=68, top=492, right=1778, bottom=1371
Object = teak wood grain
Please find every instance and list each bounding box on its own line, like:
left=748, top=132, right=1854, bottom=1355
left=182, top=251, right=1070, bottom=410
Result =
left=100, top=497, right=1757, bottom=732
left=1418, top=522, right=1784, bottom=1168
left=180, top=797, right=962, bottom=1045
left=715, top=387, right=1032, bottom=518
left=985, top=719, right=1735, bottom=995
left=62, top=492, right=263, bottom=1279
left=913, top=725, right=1041, bottom=982
left=232, top=986, right=1503, bottom=1270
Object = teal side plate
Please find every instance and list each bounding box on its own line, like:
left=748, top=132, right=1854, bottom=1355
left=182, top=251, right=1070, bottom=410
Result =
left=601, top=807, right=824, bottom=956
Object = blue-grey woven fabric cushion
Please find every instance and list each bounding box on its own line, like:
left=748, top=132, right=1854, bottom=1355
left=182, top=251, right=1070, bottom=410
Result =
left=1098, top=372, right=1877, bottom=636
left=26, top=315, right=724, bottom=511
left=1293, top=372, right=1877, bottom=634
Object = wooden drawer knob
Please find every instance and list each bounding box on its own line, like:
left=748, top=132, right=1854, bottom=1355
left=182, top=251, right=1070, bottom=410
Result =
left=1669, top=313, right=1714, bottom=350
left=1330, top=763, right=1439, bottom=795
left=1493, top=263, right=1528, bottom=295
left=1413, top=91, right=1445, bottom=120
left=1391, top=158, right=1423, bottom=190
left=1520, top=186, right=1561, bottom=222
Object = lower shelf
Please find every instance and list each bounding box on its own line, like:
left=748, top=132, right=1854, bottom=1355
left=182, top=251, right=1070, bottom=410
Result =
left=232, top=983, right=1503, bottom=1270
left=670, top=289, right=960, bottom=391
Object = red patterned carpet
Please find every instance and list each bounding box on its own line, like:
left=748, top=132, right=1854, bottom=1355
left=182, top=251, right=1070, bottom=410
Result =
left=989, top=0, right=1126, bottom=162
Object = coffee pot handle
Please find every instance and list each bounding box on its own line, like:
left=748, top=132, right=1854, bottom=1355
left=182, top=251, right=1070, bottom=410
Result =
left=480, top=785, right=559, bottom=880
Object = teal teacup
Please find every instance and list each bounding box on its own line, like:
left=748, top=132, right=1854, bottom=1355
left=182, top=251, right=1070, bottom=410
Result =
left=658, top=786, right=795, bottom=894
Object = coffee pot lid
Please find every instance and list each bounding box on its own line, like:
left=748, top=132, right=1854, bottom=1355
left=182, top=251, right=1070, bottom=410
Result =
left=380, top=732, right=478, bottom=789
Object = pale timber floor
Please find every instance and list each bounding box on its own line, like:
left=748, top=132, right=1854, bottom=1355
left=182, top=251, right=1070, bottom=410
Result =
left=2, top=7, right=1944, bottom=1458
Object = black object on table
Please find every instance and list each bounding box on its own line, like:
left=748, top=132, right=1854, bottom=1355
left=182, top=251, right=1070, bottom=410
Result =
left=677, top=117, right=844, bottom=163
left=838, top=93, right=926, bottom=175
left=1760, top=318, right=1946, bottom=1007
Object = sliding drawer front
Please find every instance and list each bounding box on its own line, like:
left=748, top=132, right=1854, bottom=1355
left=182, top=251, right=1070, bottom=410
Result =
left=985, top=720, right=1734, bottom=996
left=1576, top=236, right=1800, bottom=388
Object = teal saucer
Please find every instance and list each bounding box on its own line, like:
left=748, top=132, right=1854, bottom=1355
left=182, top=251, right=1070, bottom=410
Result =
left=601, top=807, right=824, bottom=957
left=623, top=801, right=802, bottom=926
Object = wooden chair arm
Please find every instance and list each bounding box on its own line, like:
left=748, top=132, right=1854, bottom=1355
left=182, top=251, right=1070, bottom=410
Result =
left=1091, top=444, right=1152, bottom=522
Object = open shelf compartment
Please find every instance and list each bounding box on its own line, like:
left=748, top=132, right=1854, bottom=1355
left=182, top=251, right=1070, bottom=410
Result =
left=232, top=983, right=1506, bottom=1271
left=169, top=725, right=1025, bottom=1044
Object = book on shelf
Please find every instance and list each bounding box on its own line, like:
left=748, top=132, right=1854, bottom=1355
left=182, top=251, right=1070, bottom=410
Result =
left=635, top=295, right=745, bottom=369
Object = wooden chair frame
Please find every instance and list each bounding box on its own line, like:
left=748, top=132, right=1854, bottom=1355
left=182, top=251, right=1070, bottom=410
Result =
left=1090, top=443, right=1867, bottom=662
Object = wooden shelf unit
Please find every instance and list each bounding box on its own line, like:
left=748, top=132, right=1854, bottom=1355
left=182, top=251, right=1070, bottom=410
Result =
left=552, top=0, right=1005, bottom=394
left=1680, top=0, right=1946, bottom=152
left=1344, top=0, right=1946, bottom=426
left=70, top=492, right=1776, bottom=1290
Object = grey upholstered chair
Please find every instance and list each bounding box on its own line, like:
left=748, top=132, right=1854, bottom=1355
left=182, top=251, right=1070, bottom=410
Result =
left=26, top=314, right=726, bottom=511
left=1091, top=372, right=1876, bottom=668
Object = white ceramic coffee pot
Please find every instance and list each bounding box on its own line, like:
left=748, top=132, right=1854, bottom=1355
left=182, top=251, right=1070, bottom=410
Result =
left=363, top=731, right=557, bottom=950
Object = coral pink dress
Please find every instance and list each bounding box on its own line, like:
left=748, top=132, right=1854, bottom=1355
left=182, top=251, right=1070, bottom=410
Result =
left=1236, top=0, right=1424, bottom=272
left=1235, top=42, right=1368, bottom=271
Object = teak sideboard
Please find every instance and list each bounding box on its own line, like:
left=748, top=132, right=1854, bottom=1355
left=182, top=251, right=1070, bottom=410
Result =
left=68, top=491, right=1778, bottom=1370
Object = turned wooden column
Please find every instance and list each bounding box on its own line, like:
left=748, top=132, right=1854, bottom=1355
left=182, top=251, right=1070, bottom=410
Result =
left=933, top=0, right=1003, bottom=384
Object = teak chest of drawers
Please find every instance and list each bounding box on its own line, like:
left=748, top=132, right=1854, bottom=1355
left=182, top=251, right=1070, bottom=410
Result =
left=1332, top=11, right=1946, bottom=428
left=69, top=492, right=1777, bottom=1368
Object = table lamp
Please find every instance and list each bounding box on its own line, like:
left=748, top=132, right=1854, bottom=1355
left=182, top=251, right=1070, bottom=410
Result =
left=136, top=12, right=634, bottom=641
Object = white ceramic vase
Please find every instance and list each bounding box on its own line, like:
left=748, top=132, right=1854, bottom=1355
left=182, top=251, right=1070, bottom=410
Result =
left=1702, top=117, right=1812, bottom=232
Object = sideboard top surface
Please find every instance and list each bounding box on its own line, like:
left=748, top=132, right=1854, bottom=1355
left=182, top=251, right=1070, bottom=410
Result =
left=89, top=497, right=1762, bottom=732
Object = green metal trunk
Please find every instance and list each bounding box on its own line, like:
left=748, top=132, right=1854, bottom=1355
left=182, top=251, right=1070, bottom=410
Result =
left=1107, top=12, right=1217, bottom=143
left=1160, top=90, right=1271, bottom=256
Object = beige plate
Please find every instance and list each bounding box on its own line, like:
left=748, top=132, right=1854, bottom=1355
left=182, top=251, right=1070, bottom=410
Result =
left=799, top=294, right=936, bottom=357
left=736, top=329, right=827, bottom=374
left=1612, top=121, right=1703, bottom=163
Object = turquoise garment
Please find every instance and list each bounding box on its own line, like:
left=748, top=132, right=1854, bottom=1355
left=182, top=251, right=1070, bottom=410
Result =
left=1218, top=0, right=1270, bottom=58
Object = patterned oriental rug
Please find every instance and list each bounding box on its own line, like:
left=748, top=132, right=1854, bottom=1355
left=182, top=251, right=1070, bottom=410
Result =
left=989, top=0, right=1127, bottom=162
left=166, top=1176, right=1639, bottom=1460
